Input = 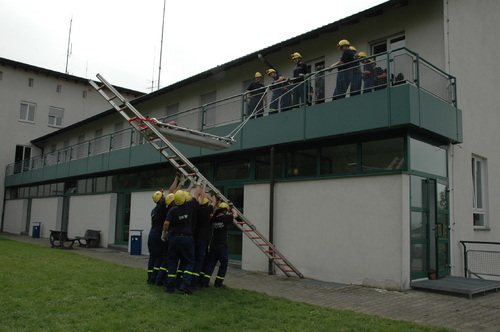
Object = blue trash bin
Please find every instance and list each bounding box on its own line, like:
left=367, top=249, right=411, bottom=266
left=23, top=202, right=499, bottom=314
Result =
left=32, top=222, right=41, bottom=238
left=130, top=229, right=143, bottom=255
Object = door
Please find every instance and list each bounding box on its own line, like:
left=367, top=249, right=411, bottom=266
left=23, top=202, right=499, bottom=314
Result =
left=212, top=184, right=244, bottom=261
left=115, top=192, right=131, bottom=245
left=410, top=176, right=450, bottom=279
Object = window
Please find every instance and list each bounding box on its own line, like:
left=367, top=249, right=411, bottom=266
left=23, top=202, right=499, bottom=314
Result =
left=321, top=143, right=357, bottom=175
left=28, top=78, right=34, bottom=87
left=56, top=84, right=62, bottom=93
left=48, top=107, right=64, bottom=127
left=216, top=159, right=250, bottom=181
left=286, top=148, right=317, bottom=177
left=20, top=101, right=36, bottom=122
left=362, top=137, right=405, bottom=172
left=472, top=156, right=487, bottom=227
left=75, top=135, right=86, bottom=159
left=14, top=145, right=31, bottom=173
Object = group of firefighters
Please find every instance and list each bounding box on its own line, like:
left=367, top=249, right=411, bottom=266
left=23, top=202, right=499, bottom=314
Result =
left=147, top=172, right=237, bottom=295
left=246, top=39, right=388, bottom=116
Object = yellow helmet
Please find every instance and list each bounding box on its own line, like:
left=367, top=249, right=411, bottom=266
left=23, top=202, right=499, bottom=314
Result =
left=266, top=68, right=276, bottom=75
left=358, top=52, right=367, bottom=58
left=291, top=52, right=302, bottom=59
left=185, top=191, right=193, bottom=201
left=152, top=191, right=164, bottom=203
left=337, top=39, right=350, bottom=48
left=349, top=46, right=357, bottom=52
left=218, top=202, right=230, bottom=210
left=174, top=190, right=187, bottom=206
left=165, top=193, right=175, bottom=206
left=255, top=72, right=262, bottom=78
left=201, top=196, right=210, bottom=205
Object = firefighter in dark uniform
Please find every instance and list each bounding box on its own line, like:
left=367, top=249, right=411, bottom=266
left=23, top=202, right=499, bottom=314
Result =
left=154, top=193, right=175, bottom=286
left=147, top=190, right=167, bottom=284
left=164, top=185, right=201, bottom=294
left=291, top=52, right=310, bottom=108
left=191, top=189, right=215, bottom=288
left=201, top=199, right=238, bottom=288
left=331, top=39, right=356, bottom=100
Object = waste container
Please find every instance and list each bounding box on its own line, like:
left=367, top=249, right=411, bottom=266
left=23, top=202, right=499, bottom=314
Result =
left=32, top=222, right=41, bottom=238
left=130, top=229, right=143, bottom=255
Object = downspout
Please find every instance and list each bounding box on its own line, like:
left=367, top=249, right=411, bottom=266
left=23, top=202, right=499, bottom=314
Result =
left=268, top=146, right=275, bottom=275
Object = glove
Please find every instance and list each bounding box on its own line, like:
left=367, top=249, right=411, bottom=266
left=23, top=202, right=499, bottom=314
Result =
left=161, top=231, right=167, bottom=242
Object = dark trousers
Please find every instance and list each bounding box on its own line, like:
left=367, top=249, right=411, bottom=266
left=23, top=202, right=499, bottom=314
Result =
left=192, top=239, right=209, bottom=287
left=351, top=69, right=362, bottom=96
left=247, top=96, right=264, bottom=118
left=147, top=232, right=164, bottom=284
left=202, top=243, right=229, bottom=287
left=333, top=70, right=353, bottom=100
left=165, top=236, right=195, bottom=291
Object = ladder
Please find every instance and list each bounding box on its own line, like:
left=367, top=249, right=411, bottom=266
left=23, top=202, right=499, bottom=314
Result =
left=89, top=74, right=303, bottom=278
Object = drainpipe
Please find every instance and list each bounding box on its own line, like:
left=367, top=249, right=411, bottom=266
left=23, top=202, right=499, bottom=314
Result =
left=268, top=146, right=275, bottom=275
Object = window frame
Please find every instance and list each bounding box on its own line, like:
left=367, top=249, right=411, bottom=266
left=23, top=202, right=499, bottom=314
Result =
left=19, top=101, right=36, bottom=123
left=472, top=155, right=487, bottom=228
left=48, top=106, right=64, bottom=128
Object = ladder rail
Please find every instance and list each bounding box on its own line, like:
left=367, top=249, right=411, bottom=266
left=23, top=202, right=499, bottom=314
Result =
left=90, top=74, right=303, bottom=278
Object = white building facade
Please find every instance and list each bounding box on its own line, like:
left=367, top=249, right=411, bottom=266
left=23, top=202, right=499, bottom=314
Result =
left=2, top=0, right=499, bottom=290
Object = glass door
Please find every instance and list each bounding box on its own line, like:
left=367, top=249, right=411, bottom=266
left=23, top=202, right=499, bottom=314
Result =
left=410, top=176, right=450, bottom=279
left=115, top=192, right=131, bottom=245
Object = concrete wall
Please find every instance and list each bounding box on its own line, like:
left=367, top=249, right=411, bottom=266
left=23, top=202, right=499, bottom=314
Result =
left=444, top=0, right=500, bottom=276
left=67, top=193, right=117, bottom=247
left=243, top=174, right=411, bottom=290
left=129, top=191, right=154, bottom=255
left=2, top=199, right=28, bottom=234
left=30, top=197, right=63, bottom=238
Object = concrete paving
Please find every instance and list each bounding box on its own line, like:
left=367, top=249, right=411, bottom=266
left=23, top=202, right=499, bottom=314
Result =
left=2, top=232, right=499, bottom=332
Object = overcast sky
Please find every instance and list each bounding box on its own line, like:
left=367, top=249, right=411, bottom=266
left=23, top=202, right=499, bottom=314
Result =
left=0, top=0, right=387, bottom=92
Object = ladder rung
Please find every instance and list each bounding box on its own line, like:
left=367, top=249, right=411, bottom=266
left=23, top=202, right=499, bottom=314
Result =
left=243, top=229, right=254, bottom=232
left=251, top=236, right=261, bottom=239
left=166, top=154, right=177, bottom=157
left=178, top=165, right=187, bottom=168
left=265, top=250, right=275, bottom=253
left=107, top=95, right=117, bottom=101
left=258, top=243, right=267, bottom=246
left=236, top=222, right=246, bottom=224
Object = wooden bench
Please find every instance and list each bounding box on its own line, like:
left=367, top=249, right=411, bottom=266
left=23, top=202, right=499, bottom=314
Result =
left=49, top=230, right=77, bottom=249
left=75, top=229, right=101, bottom=248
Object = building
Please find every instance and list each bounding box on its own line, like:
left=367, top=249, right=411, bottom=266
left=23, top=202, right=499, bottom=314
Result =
left=0, top=58, right=144, bottom=232
left=2, top=0, right=498, bottom=290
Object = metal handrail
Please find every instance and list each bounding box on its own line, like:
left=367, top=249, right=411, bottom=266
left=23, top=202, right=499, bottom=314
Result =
left=5, top=48, right=457, bottom=176
left=460, top=241, right=500, bottom=278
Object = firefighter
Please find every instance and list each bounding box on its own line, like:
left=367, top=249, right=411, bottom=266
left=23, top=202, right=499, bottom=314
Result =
left=191, top=187, right=215, bottom=288
left=201, top=199, right=238, bottom=288
left=330, top=39, right=356, bottom=100
left=147, top=190, right=167, bottom=285
left=290, top=52, right=310, bottom=108
left=246, top=72, right=266, bottom=118
left=349, top=46, right=362, bottom=96
left=164, top=184, right=201, bottom=294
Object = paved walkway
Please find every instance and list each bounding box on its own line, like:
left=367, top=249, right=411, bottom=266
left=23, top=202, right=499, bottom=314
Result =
left=2, top=233, right=499, bottom=332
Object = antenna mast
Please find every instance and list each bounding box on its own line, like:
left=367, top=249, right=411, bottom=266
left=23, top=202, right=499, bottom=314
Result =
left=65, top=18, right=73, bottom=74
left=157, top=0, right=166, bottom=90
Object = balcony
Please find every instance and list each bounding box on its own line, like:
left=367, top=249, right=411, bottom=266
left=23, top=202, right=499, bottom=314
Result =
left=5, top=48, right=461, bottom=187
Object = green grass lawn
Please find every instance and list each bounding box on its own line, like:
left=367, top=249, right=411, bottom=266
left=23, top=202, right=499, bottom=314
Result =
left=0, top=238, right=453, bottom=331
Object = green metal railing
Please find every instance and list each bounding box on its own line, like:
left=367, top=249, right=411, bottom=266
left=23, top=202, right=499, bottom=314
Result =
left=6, top=48, right=457, bottom=176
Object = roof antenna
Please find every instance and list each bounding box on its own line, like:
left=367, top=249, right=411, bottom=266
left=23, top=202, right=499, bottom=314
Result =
left=65, top=18, right=73, bottom=74
left=157, top=0, right=166, bottom=90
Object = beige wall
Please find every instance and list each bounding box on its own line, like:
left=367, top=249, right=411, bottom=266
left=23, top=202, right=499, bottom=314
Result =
left=243, top=174, right=411, bottom=290
left=67, top=193, right=117, bottom=247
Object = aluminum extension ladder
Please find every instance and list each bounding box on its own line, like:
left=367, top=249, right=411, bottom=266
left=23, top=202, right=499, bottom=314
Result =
left=89, top=74, right=303, bottom=278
